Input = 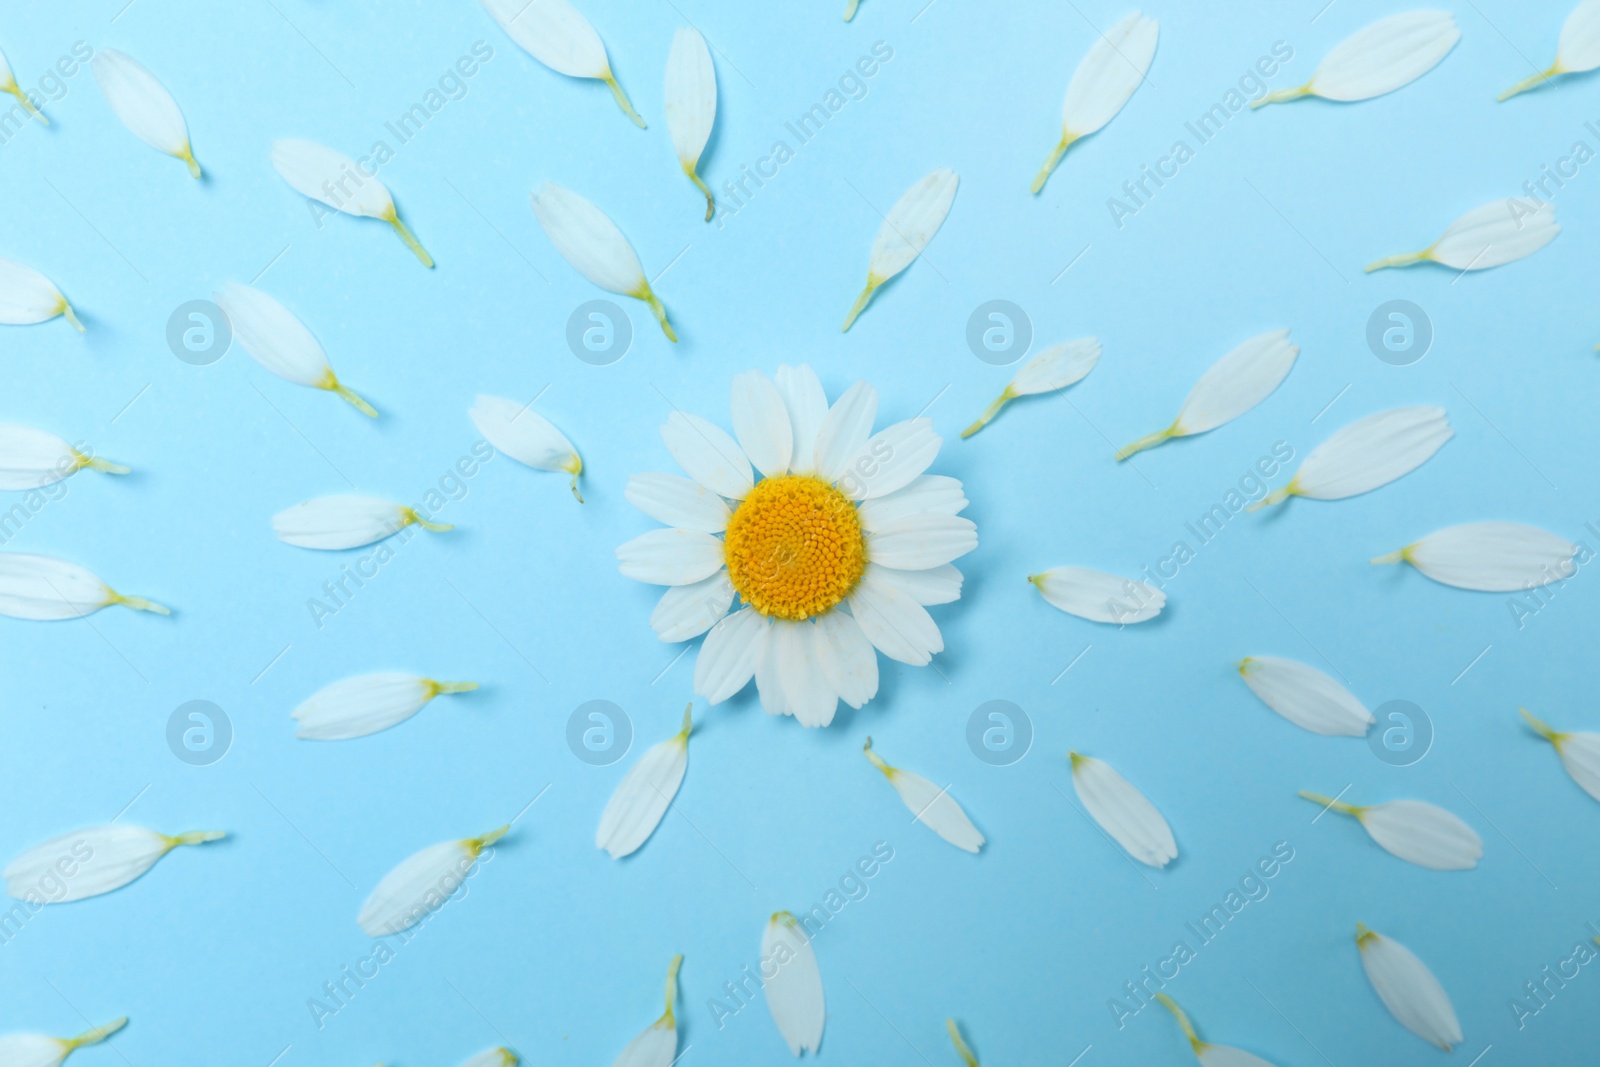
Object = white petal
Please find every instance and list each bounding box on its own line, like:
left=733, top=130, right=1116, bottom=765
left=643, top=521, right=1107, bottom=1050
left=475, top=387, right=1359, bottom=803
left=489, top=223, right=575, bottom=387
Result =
left=1199, top=1046, right=1278, bottom=1067
left=847, top=573, right=943, bottom=666
left=1030, top=566, right=1164, bottom=624
left=0, top=553, right=166, bottom=620
left=616, top=529, right=725, bottom=586
left=0, top=258, right=70, bottom=327
left=357, top=828, right=503, bottom=936
left=532, top=182, right=649, bottom=297
left=482, top=0, right=609, bottom=78
left=1380, top=521, right=1577, bottom=592
left=1011, top=338, right=1101, bottom=395
left=215, top=283, right=372, bottom=412
left=458, top=1048, right=519, bottom=1067
left=1522, top=709, right=1600, bottom=802
left=1306, top=11, right=1460, bottom=101
left=1176, top=329, right=1298, bottom=434
left=626, top=472, right=732, bottom=532
left=772, top=619, right=838, bottom=728
left=1071, top=754, right=1177, bottom=868
left=664, top=28, right=715, bottom=168
left=814, top=611, right=878, bottom=709
left=1062, top=12, right=1159, bottom=137
left=694, top=606, right=769, bottom=703
left=1357, top=926, right=1463, bottom=1051
left=867, top=168, right=958, bottom=282
left=863, top=513, right=977, bottom=570
left=1117, top=330, right=1296, bottom=458
left=1238, top=656, right=1373, bottom=737
left=730, top=370, right=793, bottom=478
left=469, top=395, right=581, bottom=475
left=92, top=49, right=197, bottom=174
left=292, top=673, right=475, bottom=741
left=838, top=418, right=941, bottom=501
left=1423, top=199, right=1559, bottom=270
left=855, top=476, right=968, bottom=531
left=0, top=1021, right=126, bottom=1067
left=273, top=495, right=434, bottom=551
left=1275, top=406, right=1451, bottom=503
left=753, top=622, right=788, bottom=718
left=775, top=364, right=828, bottom=474
left=0, top=425, right=123, bottom=490
left=865, top=740, right=984, bottom=852
left=1559, top=0, right=1600, bottom=69
left=4, top=825, right=220, bottom=903
left=612, top=1024, right=675, bottom=1067
left=596, top=711, right=690, bottom=858
left=650, top=571, right=735, bottom=641
left=1357, top=800, right=1482, bottom=870
left=270, top=139, right=394, bottom=218
left=763, top=913, right=825, bottom=1055
left=811, top=381, right=879, bottom=484
left=660, top=411, right=754, bottom=499
left=864, top=562, right=962, bottom=606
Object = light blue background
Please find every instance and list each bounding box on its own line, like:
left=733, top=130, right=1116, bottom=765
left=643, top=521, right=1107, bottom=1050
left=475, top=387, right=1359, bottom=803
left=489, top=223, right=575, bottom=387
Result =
left=0, top=0, right=1596, bottom=1064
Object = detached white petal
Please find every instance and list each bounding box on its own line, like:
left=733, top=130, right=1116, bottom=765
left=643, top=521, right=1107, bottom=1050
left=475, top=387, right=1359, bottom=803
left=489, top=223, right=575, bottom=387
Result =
left=270, top=138, right=432, bottom=265
left=962, top=338, right=1100, bottom=438
left=841, top=168, right=958, bottom=331
left=357, top=826, right=506, bottom=936
left=533, top=182, right=675, bottom=340
left=273, top=494, right=452, bottom=550
left=4, top=825, right=222, bottom=903
left=293, top=673, right=477, bottom=741
left=597, top=707, right=692, bottom=859
left=1374, top=521, right=1577, bottom=592
left=1033, top=12, right=1159, bottom=192
left=0, top=258, right=82, bottom=332
left=458, top=1048, right=518, bottom=1067
left=763, top=912, right=825, bottom=1055
left=863, top=737, right=984, bottom=852
left=470, top=394, right=584, bottom=501
left=1256, top=11, right=1459, bottom=107
left=1255, top=406, right=1451, bottom=509
left=1302, top=792, right=1481, bottom=870
left=1071, top=753, right=1177, bottom=867
left=0, top=425, right=127, bottom=490
left=1116, top=329, right=1298, bottom=459
left=1522, top=708, right=1600, bottom=802
left=1500, top=0, right=1600, bottom=99
left=214, top=283, right=375, bottom=416
left=0, top=47, right=49, bottom=126
left=1356, top=924, right=1463, bottom=1051
left=612, top=955, right=682, bottom=1067
left=0, top=553, right=167, bottom=620
left=0, top=1020, right=126, bottom=1067
left=664, top=28, right=716, bottom=220
left=1238, top=656, right=1373, bottom=737
left=1367, top=198, right=1559, bottom=272
left=482, top=0, right=644, bottom=126
left=1157, top=994, right=1277, bottom=1067
left=1030, top=566, right=1164, bottom=624
left=92, top=50, right=199, bottom=178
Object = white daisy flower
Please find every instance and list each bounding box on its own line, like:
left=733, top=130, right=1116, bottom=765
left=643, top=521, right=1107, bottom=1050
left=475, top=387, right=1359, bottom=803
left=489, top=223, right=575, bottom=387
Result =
left=618, top=366, right=975, bottom=724
left=1300, top=792, right=1482, bottom=870
left=1522, top=708, right=1600, bottom=802
left=1356, top=923, right=1463, bottom=1051
left=611, top=954, right=682, bottom=1067
left=0, top=1019, right=126, bottom=1067
left=1158, top=994, right=1278, bottom=1067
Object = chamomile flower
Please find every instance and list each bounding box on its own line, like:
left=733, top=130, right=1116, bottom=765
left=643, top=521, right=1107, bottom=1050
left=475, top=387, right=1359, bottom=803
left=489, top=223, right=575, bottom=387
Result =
left=618, top=366, right=976, bottom=726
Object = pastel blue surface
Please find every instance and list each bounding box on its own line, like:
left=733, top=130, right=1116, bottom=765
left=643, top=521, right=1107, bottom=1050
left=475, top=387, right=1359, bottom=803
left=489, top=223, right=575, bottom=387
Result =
left=0, top=0, right=1596, bottom=1064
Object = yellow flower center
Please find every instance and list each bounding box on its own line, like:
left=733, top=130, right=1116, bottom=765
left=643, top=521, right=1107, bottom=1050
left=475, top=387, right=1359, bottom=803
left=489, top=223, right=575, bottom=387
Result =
left=723, top=474, right=867, bottom=621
